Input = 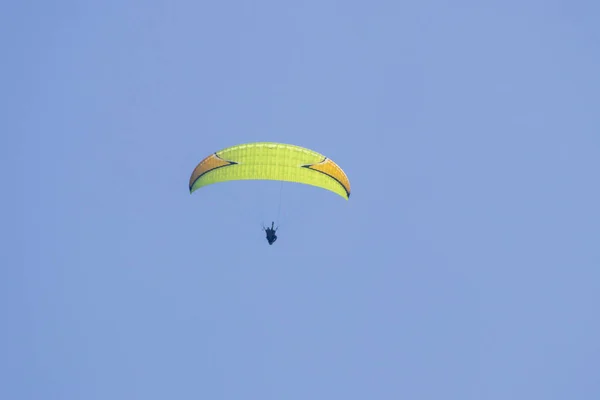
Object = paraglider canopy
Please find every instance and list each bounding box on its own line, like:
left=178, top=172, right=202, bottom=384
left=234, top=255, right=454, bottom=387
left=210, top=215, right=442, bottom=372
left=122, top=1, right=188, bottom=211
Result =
left=188, top=142, right=351, bottom=199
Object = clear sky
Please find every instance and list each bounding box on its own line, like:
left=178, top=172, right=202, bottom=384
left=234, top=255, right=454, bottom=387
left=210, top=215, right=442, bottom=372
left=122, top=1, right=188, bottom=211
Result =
left=5, top=0, right=600, bottom=399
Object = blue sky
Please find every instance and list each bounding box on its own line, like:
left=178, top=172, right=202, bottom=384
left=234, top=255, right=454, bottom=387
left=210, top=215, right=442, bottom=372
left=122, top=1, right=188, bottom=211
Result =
left=5, top=0, right=600, bottom=399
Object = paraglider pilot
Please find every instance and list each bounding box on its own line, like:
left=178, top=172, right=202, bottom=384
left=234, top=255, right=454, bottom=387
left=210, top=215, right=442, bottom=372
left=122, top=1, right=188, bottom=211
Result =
left=263, top=221, right=278, bottom=245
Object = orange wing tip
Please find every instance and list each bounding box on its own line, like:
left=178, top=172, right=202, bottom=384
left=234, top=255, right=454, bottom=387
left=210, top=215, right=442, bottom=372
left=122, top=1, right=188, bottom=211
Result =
left=189, top=153, right=237, bottom=191
left=304, top=158, right=351, bottom=199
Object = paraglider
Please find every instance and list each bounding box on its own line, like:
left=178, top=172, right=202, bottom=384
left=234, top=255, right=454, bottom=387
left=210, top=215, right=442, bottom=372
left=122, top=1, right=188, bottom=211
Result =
left=189, top=142, right=351, bottom=244
left=263, top=221, right=278, bottom=245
